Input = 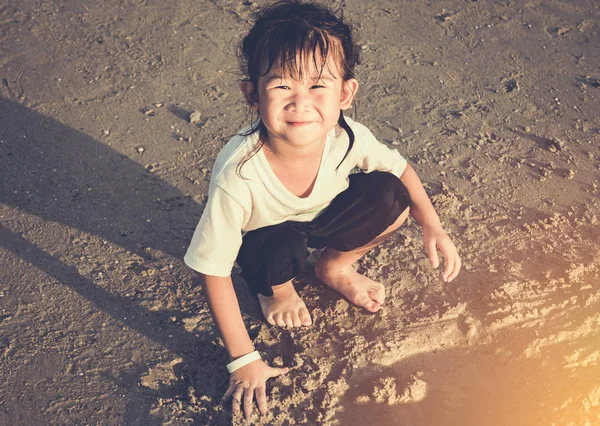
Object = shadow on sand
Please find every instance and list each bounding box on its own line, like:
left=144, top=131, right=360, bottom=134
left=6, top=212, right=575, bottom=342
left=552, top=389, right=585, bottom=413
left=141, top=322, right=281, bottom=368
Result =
left=0, top=98, right=246, bottom=424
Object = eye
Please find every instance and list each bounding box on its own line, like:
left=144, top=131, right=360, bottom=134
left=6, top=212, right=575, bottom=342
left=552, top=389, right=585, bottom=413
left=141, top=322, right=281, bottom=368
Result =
left=275, top=85, right=290, bottom=90
left=310, top=85, right=325, bottom=89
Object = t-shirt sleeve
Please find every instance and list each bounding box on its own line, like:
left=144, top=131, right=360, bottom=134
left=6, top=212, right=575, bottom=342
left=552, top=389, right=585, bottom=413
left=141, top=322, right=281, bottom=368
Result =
left=184, top=185, right=247, bottom=277
left=351, top=121, right=408, bottom=177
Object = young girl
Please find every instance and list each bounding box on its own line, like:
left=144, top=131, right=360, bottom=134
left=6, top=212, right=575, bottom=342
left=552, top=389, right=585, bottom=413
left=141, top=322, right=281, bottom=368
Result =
left=184, top=0, right=461, bottom=418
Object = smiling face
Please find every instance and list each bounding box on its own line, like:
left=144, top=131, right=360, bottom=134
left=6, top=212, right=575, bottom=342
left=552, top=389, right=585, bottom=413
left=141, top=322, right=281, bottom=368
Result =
left=243, top=51, right=358, bottom=151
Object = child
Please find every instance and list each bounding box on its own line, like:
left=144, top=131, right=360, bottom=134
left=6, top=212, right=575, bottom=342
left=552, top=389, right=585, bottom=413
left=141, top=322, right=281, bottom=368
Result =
left=184, top=0, right=461, bottom=418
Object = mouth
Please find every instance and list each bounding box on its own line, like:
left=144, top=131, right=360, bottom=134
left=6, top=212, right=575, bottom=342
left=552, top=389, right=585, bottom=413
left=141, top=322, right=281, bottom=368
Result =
left=287, top=121, right=313, bottom=127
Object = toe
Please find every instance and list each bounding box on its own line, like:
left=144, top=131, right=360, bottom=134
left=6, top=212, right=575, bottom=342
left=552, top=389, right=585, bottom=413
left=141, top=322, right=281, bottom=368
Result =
left=283, top=312, right=294, bottom=327
left=299, top=308, right=312, bottom=326
left=357, top=292, right=381, bottom=312
left=365, top=300, right=381, bottom=312
left=274, top=314, right=286, bottom=327
left=266, top=315, right=276, bottom=326
left=291, top=312, right=302, bottom=327
left=370, top=284, right=386, bottom=305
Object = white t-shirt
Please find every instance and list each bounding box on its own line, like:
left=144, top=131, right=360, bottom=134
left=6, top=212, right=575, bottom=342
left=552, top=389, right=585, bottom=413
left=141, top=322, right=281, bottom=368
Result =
left=184, top=117, right=407, bottom=277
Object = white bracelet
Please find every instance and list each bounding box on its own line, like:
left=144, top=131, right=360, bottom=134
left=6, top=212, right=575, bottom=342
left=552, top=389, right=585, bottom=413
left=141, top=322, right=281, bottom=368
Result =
left=227, top=350, right=261, bottom=373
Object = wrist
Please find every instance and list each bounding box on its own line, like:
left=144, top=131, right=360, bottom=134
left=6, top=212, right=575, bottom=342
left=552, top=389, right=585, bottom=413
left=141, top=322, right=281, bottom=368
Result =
left=227, top=350, right=262, bottom=373
left=422, top=220, right=442, bottom=230
left=229, top=343, right=256, bottom=360
left=410, top=206, right=440, bottom=228
left=229, top=348, right=256, bottom=361
left=418, top=215, right=442, bottom=230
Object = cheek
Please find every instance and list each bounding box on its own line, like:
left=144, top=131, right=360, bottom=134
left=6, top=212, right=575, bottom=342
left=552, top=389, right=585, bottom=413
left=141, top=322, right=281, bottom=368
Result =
left=316, top=92, right=341, bottom=111
left=258, top=99, right=283, bottom=122
left=260, top=98, right=277, bottom=115
left=263, top=91, right=286, bottom=105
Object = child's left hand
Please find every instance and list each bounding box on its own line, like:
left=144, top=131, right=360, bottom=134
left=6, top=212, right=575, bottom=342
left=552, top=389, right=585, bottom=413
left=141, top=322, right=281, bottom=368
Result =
left=422, top=224, right=461, bottom=282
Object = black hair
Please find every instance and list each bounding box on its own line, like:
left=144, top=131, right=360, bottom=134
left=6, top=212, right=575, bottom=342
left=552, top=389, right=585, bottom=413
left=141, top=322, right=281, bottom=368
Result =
left=236, top=0, right=360, bottom=176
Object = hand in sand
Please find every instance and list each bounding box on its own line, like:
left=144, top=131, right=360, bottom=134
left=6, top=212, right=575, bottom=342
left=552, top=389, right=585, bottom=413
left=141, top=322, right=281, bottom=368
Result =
left=222, top=359, right=289, bottom=418
left=422, top=224, right=461, bottom=282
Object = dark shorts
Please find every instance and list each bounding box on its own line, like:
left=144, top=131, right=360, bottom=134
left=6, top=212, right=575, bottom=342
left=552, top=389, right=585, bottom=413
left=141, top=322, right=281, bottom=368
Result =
left=236, top=171, right=412, bottom=296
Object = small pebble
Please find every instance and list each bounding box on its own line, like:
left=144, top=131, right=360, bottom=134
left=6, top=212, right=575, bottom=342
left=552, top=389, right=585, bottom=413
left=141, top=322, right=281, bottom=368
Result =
left=547, top=138, right=565, bottom=152
left=136, top=146, right=145, bottom=154
left=189, top=111, right=202, bottom=124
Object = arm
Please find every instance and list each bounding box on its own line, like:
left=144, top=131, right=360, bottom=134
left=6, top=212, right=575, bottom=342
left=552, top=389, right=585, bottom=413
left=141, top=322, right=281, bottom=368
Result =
left=201, top=274, right=288, bottom=418
left=399, top=163, right=441, bottom=228
left=201, top=274, right=255, bottom=358
left=399, top=163, right=461, bottom=282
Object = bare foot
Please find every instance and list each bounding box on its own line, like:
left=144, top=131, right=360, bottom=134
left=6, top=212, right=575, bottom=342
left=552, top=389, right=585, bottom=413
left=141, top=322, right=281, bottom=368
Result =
left=314, top=263, right=385, bottom=312
left=257, top=280, right=312, bottom=327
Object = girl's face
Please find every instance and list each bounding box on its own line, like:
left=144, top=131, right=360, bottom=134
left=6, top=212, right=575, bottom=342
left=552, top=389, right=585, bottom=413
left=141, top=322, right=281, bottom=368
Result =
left=243, top=53, right=358, bottom=150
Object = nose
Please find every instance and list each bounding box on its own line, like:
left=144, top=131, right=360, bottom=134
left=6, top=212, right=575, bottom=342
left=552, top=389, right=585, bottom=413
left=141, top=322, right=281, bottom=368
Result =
left=288, top=91, right=311, bottom=112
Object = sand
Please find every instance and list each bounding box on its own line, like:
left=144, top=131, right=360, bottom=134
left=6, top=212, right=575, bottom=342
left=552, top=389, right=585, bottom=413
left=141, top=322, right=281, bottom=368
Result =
left=1, top=0, right=599, bottom=425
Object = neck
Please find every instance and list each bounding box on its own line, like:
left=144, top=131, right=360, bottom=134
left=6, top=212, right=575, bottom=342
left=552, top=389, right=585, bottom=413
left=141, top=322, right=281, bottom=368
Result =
left=263, top=135, right=327, bottom=163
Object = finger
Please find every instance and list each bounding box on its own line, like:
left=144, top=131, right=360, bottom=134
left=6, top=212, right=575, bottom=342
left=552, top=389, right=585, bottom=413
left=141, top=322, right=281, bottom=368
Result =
left=443, top=261, right=453, bottom=282
left=256, top=387, right=268, bottom=416
left=268, top=366, right=290, bottom=379
left=448, top=256, right=462, bottom=282
left=299, top=307, right=312, bottom=326
left=442, top=243, right=460, bottom=282
left=221, top=381, right=237, bottom=403
left=291, top=311, right=302, bottom=327
left=441, top=251, right=454, bottom=282
left=436, top=241, right=454, bottom=281
left=232, top=385, right=244, bottom=415
left=243, top=386, right=255, bottom=418
left=427, top=239, right=439, bottom=268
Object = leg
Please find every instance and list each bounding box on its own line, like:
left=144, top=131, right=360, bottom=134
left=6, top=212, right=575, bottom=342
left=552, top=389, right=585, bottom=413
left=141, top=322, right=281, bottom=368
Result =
left=315, top=207, right=410, bottom=312
left=311, top=172, right=412, bottom=312
left=236, top=222, right=312, bottom=327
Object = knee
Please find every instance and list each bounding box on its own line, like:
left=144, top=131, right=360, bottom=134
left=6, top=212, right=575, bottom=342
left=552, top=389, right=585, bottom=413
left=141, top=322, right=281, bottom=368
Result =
left=264, top=225, right=307, bottom=258
left=364, top=171, right=412, bottom=213
left=237, top=223, right=307, bottom=269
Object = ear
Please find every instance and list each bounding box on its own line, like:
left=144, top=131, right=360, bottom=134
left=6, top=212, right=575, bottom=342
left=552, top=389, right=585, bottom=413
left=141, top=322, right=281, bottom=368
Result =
left=340, top=78, right=359, bottom=110
left=240, top=80, right=259, bottom=111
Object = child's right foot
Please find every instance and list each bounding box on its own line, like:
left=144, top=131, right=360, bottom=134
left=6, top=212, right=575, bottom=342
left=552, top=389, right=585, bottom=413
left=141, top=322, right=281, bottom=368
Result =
left=257, top=281, right=312, bottom=327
